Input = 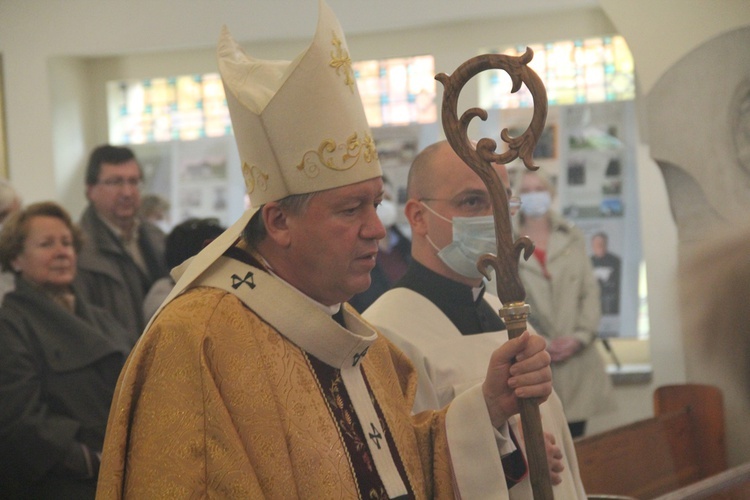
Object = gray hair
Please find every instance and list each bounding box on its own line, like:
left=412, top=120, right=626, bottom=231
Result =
left=242, top=191, right=318, bottom=247
left=0, top=180, right=20, bottom=222
left=0, top=180, right=18, bottom=209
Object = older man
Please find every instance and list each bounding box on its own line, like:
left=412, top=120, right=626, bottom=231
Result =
left=76, top=145, right=168, bottom=336
left=96, top=3, right=551, bottom=498
left=364, top=140, right=587, bottom=498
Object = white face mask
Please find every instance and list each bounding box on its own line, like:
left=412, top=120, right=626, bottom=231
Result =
left=376, top=199, right=398, bottom=228
left=422, top=202, right=497, bottom=280
left=154, top=218, right=173, bottom=234
left=519, top=191, right=552, bottom=217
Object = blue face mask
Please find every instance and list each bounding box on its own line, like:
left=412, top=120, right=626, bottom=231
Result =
left=519, top=191, right=552, bottom=217
left=422, top=202, right=497, bottom=280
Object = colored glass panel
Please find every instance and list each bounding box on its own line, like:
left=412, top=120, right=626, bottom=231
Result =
left=480, top=35, right=635, bottom=110
left=353, top=55, right=436, bottom=127
left=108, top=56, right=436, bottom=145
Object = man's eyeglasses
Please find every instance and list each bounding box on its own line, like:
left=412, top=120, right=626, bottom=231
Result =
left=98, top=177, right=143, bottom=189
left=420, top=194, right=522, bottom=216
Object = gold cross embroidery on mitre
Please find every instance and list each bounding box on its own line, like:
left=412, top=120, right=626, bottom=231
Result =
left=329, top=32, right=355, bottom=92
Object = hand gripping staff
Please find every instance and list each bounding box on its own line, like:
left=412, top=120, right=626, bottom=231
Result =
left=435, top=48, right=552, bottom=499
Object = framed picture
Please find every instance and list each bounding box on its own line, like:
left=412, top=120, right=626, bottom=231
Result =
left=507, top=123, right=557, bottom=160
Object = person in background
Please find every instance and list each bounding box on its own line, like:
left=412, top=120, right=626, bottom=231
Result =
left=96, top=3, right=552, bottom=497
left=349, top=177, right=411, bottom=312
left=515, top=169, right=615, bottom=438
left=590, top=231, right=622, bottom=315
left=142, top=217, right=225, bottom=321
left=364, top=140, right=586, bottom=497
left=0, top=179, right=22, bottom=227
left=138, top=193, right=171, bottom=234
left=75, top=145, right=168, bottom=337
left=0, top=179, right=22, bottom=300
left=0, top=202, right=134, bottom=499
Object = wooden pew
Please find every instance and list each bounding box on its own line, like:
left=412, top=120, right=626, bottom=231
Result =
left=574, top=384, right=727, bottom=499
left=653, top=462, right=750, bottom=499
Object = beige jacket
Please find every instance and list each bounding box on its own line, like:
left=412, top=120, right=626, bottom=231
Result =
left=517, top=212, right=615, bottom=422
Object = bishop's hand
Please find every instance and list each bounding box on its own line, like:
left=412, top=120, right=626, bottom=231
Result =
left=482, top=331, right=552, bottom=429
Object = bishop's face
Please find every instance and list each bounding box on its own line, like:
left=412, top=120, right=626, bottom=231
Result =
left=281, top=177, right=386, bottom=306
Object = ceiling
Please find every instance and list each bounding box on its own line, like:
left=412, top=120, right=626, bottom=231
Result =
left=0, top=0, right=600, bottom=57
left=300, top=0, right=599, bottom=40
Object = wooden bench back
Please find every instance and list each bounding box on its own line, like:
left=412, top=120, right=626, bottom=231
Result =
left=575, top=384, right=727, bottom=499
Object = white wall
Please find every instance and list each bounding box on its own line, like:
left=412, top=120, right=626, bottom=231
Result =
left=599, top=0, right=750, bottom=462
left=1, top=0, right=746, bottom=439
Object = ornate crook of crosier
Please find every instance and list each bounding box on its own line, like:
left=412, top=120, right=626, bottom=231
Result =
left=434, top=47, right=547, bottom=306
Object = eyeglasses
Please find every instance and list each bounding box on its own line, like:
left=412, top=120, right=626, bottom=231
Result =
left=98, top=177, right=143, bottom=189
left=508, top=196, right=522, bottom=216
left=420, top=194, right=522, bottom=216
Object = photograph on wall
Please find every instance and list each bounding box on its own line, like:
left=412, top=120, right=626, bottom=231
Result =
left=576, top=218, right=624, bottom=337
left=131, top=142, right=173, bottom=196
left=560, top=102, right=640, bottom=339
left=508, top=124, right=557, bottom=160
left=175, top=138, right=235, bottom=225
left=562, top=152, right=624, bottom=219
left=493, top=101, right=642, bottom=339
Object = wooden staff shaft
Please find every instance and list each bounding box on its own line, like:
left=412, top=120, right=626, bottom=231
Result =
left=501, top=303, right=553, bottom=499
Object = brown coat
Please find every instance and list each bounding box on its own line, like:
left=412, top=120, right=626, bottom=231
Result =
left=76, top=205, right=167, bottom=337
left=0, top=277, right=134, bottom=498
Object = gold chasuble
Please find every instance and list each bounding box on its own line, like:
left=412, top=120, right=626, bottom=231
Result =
left=96, top=251, right=456, bottom=498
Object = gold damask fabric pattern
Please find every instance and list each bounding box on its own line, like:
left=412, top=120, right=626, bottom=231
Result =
left=96, top=287, right=455, bottom=499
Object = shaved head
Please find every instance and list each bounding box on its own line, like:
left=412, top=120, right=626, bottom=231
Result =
left=408, top=140, right=510, bottom=199
left=407, top=141, right=451, bottom=200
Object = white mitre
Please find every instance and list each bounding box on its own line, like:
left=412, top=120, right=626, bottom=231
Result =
left=148, top=0, right=381, bottom=324
left=218, top=0, right=381, bottom=206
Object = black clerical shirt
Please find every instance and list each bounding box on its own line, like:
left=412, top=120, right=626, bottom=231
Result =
left=395, top=260, right=506, bottom=334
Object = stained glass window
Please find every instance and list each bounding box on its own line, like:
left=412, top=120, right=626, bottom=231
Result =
left=353, top=55, right=437, bottom=127
left=107, top=73, right=232, bottom=145
left=479, top=35, right=634, bottom=110
left=108, top=55, right=436, bottom=145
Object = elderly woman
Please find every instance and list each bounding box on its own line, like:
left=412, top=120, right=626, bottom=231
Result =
left=514, top=170, right=616, bottom=438
left=0, top=202, right=134, bottom=499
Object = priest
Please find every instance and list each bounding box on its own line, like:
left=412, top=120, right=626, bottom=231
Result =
left=364, top=140, right=587, bottom=498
